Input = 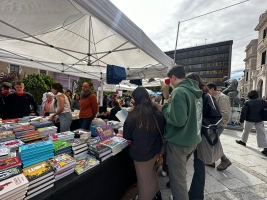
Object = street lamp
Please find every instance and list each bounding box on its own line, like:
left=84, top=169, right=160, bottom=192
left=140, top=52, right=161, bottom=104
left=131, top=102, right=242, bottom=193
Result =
left=173, top=0, right=249, bottom=65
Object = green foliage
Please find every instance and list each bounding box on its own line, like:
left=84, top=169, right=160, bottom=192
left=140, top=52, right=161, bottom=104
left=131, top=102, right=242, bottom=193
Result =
left=75, top=77, right=95, bottom=93
left=22, top=73, right=56, bottom=104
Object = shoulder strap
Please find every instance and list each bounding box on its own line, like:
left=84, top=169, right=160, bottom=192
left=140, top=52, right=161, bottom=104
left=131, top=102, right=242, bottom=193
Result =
left=153, top=115, right=165, bottom=141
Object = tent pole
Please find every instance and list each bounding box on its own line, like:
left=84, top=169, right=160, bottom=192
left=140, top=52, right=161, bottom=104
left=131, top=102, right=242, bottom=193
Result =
left=68, top=75, right=71, bottom=90
left=173, top=21, right=180, bottom=66
left=88, top=16, right=91, bottom=66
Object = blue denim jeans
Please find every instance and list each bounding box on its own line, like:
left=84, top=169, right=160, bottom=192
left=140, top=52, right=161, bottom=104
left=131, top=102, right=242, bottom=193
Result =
left=58, top=112, right=72, bottom=132
left=79, top=117, right=93, bottom=130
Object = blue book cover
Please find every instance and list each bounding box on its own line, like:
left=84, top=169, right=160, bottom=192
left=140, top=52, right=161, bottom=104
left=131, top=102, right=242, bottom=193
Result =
left=23, top=153, right=54, bottom=168
left=21, top=149, right=54, bottom=160
left=20, top=140, right=53, bottom=152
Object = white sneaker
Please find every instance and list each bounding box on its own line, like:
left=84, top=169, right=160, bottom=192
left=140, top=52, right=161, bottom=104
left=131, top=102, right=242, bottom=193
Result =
left=169, top=195, right=173, bottom=200
left=161, top=170, right=167, bottom=177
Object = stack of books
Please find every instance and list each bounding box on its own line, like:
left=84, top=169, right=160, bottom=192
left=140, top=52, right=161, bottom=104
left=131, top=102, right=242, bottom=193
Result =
left=19, top=140, right=54, bottom=168
left=49, top=131, right=75, bottom=141
left=0, top=130, right=15, bottom=142
left=38, top=126, right=58, bottom=137
left=88, top=142, right=112, bottom=162
left=74, top=154, right=99, bottom=175
left=31, top=121, right=54, bottom=129
left=0, top=147, right=10, bottom=160
left=111, top=136, right=128, bottom=149
left=14, top=130, right=42, bottom=143
left=53, top=140, right=72, bottom=156
left=66, top=139, right=89, bottom=158
left=0, top=173, right=29, bottom=200
left=72, top=128, right=90, bottom=139
left=13, top=125, right=35, bottom=133
left=0, top=139, right=24, bottom=150
left=47, top=153, right=76, bottom=181
left=23, top=161, right=55, bottom=200
left=17, top=117, right=30, bottom=123
left=0, top=156, right=22, bottom=170
left=101, top=140, right=122, bottom=156
left=0, top=166, right=22, bottom=182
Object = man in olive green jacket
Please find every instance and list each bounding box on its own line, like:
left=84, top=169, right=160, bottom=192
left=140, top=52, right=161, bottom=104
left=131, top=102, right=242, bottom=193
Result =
left=162, top=66, right=203, bottom=200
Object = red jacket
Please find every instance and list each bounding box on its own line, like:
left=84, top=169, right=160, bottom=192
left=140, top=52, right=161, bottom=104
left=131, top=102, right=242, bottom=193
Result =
left=79, top=94, right=98, bottom=119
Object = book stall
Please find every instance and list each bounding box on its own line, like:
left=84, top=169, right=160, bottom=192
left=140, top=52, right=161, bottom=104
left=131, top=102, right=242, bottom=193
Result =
left=0, top=116, right=136, bottom=200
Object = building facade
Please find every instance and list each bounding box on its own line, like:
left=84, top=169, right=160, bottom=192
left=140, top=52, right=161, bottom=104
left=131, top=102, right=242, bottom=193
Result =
left=165, top=40, right=233, bottom=89
left=243, top=39, right=258, bottom=98
left=252, top=10, right=267, bottom=98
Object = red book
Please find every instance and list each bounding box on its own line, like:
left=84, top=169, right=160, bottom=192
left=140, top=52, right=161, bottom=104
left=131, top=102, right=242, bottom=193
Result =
left=0, top=156, right=22, bottom=171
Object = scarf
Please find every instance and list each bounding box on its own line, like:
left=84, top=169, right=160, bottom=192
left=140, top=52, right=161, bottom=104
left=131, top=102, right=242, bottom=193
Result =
left=80, top=90, right=92, bottom=99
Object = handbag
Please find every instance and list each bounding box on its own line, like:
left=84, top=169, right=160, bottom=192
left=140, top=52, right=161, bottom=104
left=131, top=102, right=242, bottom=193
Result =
left=197, top=125, right=224, bottom=164
left=197, top=93, right=223, bottom=164
left=262, top=108, right=267, bottom=121
left=153, top=115, right=167, bottom=154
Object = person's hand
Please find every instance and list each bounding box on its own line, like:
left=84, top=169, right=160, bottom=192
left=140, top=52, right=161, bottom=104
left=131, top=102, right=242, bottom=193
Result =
left=29, top=113, right=36, bottom=116
left=48, top=115, right=55, bottom=121
left=55, top=118, right=60, bottom=123
left=164, top=99, right=170, bottom=104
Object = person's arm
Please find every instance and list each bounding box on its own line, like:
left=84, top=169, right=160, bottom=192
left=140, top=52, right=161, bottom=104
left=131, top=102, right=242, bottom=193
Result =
left=48, top=94, right=65, bottom=121
left=29, top=94, right=39, bottom=116
left=123, top=117, right=134, bottom=141
left=239, top=102, right=248, bottom=123
left=162, top=91, right=188, bottom=128
left=218, top=95, right=230, bottom=124
left=91, top=94, right=98, bottom=118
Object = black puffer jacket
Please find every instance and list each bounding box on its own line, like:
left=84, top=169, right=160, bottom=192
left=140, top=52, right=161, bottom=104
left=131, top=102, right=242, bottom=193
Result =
left=240, top=98, right=267, bottom=123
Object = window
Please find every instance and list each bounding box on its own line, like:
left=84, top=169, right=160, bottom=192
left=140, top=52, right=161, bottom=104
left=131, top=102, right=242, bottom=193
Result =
left=246, top=71, right=249, bottom=82
left=40, top=70, right=47, bottom=75
left=10, top=65, right=20, bottom=73
left=263, top=27, right=267, bottom=39
left=262, top=51, right=266, bottom=65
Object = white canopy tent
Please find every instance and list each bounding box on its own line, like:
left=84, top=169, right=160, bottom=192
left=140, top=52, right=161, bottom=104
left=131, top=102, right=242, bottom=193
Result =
left=0, top=0, right=173, bottom=84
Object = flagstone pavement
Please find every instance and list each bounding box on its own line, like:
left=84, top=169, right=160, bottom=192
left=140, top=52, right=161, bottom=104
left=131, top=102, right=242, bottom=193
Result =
left=159, top=128, right=267, bottom=200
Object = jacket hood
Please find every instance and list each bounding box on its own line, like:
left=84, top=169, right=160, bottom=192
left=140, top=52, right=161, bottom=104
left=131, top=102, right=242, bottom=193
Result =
left=177, top=78, right=202, bottom=98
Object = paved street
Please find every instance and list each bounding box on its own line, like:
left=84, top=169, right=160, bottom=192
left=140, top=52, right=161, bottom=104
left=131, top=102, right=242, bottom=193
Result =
left=159, top=127, right=267, bottom=200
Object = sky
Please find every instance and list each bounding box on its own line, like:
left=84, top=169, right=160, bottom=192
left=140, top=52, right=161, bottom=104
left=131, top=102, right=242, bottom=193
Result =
left=110, top=0, right=267, bottom=80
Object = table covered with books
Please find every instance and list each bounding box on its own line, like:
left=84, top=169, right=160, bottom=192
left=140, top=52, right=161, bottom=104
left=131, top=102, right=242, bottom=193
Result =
left=0, top=117, right=136, bottom=200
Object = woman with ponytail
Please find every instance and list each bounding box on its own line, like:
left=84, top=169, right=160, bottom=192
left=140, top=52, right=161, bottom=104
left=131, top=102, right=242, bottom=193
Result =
left=49, top=83, right=72, bottom=132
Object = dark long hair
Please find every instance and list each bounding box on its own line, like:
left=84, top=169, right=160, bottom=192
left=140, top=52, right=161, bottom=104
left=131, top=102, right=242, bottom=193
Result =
left=51, top=83, right=71, bottom=107
left=129, top=87, right=157, bottom=132
left=186, top=73, right=208, bottom=93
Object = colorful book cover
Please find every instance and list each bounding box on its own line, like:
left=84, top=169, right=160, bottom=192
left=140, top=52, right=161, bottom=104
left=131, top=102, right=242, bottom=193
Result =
left=96, top=125, right=114, bottom=141
left=15, top=130, right=39, bottom=138
left=0, top=139, right=24, bottom=149
left=23, top=153, right=54, bottom=168
left=13, top=125, right=35, bottom=132
left=19, top=140, right=53, bottom=152
left=47, top=153, right=75, bottom=171
left=74, top=154, right=99, bottom=175
left=101, top=140, right=120, bottom=148
left=0, top=131, right=14, bottom=138
left=53, top=140, right=71, bottom=152
left=66, top=138, right=87, bottom=147
left=0, top=134, right=15, bottom=141
left=0, top=173, right=28, bottom=196
left=0, top=156, right=22, bottom=171
left=22, top=161, right=53, bottom=182
left=0, top=167, right=22, bottom=182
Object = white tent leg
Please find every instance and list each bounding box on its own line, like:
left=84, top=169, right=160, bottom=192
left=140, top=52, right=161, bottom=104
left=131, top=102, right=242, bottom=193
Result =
left=68, top=75, right=71, bottom=90
left=100, top=81, right=104, bottom=106
left=97, top=91, right=99, bottom=105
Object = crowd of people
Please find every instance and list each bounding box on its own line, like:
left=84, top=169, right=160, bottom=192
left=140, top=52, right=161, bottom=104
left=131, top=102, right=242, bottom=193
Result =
left=122, top=66, right=267, bottom=200
left=1, top=66, right=267, bottom=200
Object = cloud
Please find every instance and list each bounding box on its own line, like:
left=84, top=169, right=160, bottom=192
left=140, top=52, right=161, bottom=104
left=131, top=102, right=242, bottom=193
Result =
left=111, top=0, right=267, bottom=80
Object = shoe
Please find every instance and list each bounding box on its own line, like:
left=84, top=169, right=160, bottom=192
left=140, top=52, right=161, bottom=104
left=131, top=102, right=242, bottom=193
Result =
left=161, top=170, right=167, bottom=177
left=205, top=162, right=215, bottom=168
left=153, top=191, right=162, bottom=200
left=166, top=181, right=170, bottom=188
left=235, top=140, right=246, bottom=146
left=169, top=195, right=173, bottom=200
left=217, top=160, right=232, bottom=170
left=261, top=150, right=267, bottom=156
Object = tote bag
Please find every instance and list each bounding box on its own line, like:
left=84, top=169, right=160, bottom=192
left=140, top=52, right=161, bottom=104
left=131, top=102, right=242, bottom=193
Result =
left=197, top=94, right=224, bottom=164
